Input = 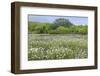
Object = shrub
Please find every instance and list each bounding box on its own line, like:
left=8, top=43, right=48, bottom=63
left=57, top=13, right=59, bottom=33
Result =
left=28, top=22, right=88, bottom=34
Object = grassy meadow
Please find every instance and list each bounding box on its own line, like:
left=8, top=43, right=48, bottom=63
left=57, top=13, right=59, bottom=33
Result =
left=28, top=34, right=88, bottom=60
left=28, top=16, right=88, bottom=60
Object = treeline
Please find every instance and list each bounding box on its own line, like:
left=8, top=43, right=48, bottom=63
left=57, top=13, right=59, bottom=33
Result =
left=28, top=18, right=88, bottom=34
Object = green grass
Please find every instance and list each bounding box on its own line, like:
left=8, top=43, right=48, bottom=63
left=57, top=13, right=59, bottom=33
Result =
left=28, top=34, right=88, bottom=60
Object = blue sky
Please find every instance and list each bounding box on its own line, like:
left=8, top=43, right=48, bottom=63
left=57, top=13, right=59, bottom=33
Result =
left=28, top=15, right=88, bottom=25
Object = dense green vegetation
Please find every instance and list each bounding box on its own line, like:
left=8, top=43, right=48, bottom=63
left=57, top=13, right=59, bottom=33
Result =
left=28, top=18, right=88, bottom=34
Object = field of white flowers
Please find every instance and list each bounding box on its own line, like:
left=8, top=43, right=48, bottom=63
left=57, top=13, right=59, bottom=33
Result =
left=28, top=34, right=88, bottom=60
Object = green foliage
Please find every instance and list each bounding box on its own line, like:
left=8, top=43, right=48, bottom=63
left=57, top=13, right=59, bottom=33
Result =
left=69, top=25, right=88, bottom=34
left=56, top=26, right=69, bottom=34
left=28, top=22, right=37, bottom=33
left=28, top=18, right=88, bottom=34
left=28, top=22, right=51, bottom=34
left=50, top=18, right=73, bottom=29
left=47, top=30, right=58, bottom=34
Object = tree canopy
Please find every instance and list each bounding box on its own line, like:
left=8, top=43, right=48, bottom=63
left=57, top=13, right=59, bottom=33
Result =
left=28, top=18, right=88, bottom=34
left=50, top=18, right=73, bottom=29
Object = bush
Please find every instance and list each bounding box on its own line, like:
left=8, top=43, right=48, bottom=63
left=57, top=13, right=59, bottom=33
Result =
left=56, top=26, right=69, bottom=34
left=28, top=22, right=88, bottom=34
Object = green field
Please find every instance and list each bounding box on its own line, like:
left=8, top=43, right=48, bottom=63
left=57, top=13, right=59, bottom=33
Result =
left=28, top=34, right=88, bottom=60
left=28, top=16, right=88, bottom=61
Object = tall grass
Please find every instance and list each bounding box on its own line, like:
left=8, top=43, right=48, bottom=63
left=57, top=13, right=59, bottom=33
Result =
left=28, top=34, right=88, bottom=60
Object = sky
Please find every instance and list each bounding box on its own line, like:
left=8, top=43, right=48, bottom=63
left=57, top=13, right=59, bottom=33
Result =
left=28, top=15, right=88, bottom=25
